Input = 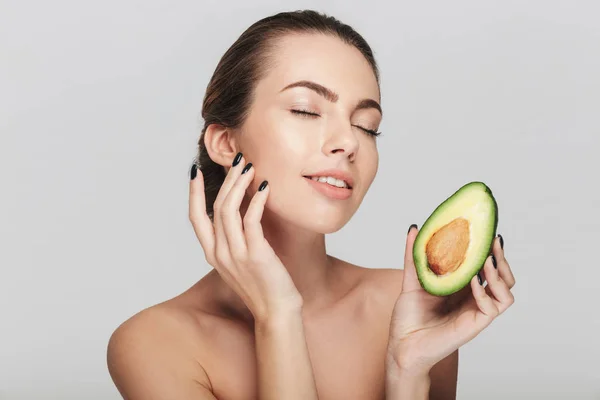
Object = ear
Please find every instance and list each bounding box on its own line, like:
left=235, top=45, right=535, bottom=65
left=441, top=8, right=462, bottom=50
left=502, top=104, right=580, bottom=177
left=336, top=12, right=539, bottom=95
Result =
left=203, top=124, right=240, bottom=169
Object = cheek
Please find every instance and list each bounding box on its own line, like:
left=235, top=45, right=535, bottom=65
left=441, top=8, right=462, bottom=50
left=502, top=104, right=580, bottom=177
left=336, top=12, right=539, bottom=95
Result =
left=359, top=145, right=379, bottom=186
left=271, top=117, right=312, bottom=153
left=247, top=126, right=310, bottom=170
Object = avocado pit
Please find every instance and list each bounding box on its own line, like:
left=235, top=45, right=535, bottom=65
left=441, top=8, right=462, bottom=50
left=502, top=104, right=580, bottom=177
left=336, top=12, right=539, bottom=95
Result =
left=425, top=217, right=470, bottom=275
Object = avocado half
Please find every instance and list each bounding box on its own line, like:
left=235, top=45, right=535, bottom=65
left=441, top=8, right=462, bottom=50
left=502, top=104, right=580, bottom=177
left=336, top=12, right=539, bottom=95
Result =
left=413, top=181, right=498, bottom=296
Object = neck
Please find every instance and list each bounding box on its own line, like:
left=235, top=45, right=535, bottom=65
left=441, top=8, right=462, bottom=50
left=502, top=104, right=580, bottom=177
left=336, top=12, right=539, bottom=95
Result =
left=261, top=207, right=334, bottom=304
left=210, top=195, right=338, bottom=322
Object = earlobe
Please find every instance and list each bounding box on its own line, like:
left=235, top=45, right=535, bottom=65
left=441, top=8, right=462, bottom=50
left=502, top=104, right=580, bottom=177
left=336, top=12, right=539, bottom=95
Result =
left=203, top=124, right=240, bottom=167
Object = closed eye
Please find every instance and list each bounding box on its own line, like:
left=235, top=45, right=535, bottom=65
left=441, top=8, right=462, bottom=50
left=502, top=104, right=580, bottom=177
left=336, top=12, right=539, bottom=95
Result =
left=291, top=109, right=320, bottom=118
left=290, top=109, right=382, bottom=137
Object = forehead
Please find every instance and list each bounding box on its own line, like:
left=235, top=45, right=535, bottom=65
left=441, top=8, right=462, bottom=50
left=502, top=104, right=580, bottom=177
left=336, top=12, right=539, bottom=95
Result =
left=260, top=33, right=380, bottom=101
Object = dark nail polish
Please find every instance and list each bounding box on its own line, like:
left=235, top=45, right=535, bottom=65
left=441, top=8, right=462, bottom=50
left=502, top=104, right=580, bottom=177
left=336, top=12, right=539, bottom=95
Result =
left=491, top=255, right=497, bottom=269
left=477, top=272, right=483, bottom=285
left=232, top=152, right=243, bottom=167
left=408, top=224, right=418, bottom=234
left=258, top=180, right=268, bottom=191
left=498, top=234, right=504, bottom=249
left=241, top=162, right=253, bottom=174
left=190, top=164, right=197, bottom=180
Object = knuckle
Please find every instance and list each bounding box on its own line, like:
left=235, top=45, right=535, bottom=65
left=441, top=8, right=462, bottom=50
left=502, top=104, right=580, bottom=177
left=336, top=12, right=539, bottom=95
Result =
left=478, top=291, right=489, bottom=302
left=491, top=304, right=500, bottom=318
left=495, top=272, right=504, bottom=283
left=204, top=254, right=216, bottom=267
left=507, top=292, right=515, bottom=306
left=231, top=251, right=247, bottom=265
left=243, top=213, right=257, bottom=227
left=212, top=201, right=223, bottom=215
left=188, top=210, right=199, bottom=223
left=220, top=202, right=234, bottom=218
left=247, top=251, right=265, bottom=265
left=215, top=247, right=229, bottom=266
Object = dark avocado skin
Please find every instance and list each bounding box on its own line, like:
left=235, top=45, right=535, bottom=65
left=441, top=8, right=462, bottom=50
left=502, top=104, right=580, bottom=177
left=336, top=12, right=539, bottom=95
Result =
left=413, top=181, right=499, bottom=296
left=486, top=183, right=499, bottom=257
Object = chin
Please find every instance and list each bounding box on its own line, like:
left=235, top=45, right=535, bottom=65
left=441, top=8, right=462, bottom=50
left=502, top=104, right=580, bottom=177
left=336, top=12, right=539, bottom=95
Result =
left=262, top=179, right=362, bottom=233
left=271, top=201, right=354, bottom=234
left=311, top=218, right=349, bottom=234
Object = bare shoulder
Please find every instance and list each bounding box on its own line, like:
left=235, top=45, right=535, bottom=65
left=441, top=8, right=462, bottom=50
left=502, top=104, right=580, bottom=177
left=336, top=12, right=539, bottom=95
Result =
left=107, top=298, right=215, bottom=398
left=332, top=256, right=404, bottom=310
left=362, top=266, right=404, bottom=312
left=351, top=262, right=404, bottom=295
left=365, top=266, right=405, bottom=293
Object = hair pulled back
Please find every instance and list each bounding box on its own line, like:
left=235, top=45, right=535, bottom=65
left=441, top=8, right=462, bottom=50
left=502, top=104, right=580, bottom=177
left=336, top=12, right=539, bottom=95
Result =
left=193, top=9, right=380, bottom=221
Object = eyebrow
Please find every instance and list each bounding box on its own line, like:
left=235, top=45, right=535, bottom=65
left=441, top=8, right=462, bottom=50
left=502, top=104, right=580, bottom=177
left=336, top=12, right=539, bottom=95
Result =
left=280, top=80, right=382, bottom=116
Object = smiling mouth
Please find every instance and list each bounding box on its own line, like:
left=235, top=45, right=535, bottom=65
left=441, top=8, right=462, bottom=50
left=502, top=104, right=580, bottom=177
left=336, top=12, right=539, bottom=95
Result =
left=302, top=176, right=353, bottom=190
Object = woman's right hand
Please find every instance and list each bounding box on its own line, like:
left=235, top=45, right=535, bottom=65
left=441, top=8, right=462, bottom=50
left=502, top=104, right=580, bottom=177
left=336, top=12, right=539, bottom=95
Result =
left=188, top=153, right=302, bottom=323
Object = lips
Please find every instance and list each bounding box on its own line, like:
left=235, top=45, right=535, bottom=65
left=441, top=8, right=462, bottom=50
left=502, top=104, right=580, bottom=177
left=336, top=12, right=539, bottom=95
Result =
left=301, top=169, right=354, bottom=189
left=303, top=176, right=351, bottom=189
left=303, top=176, right=353, bottom=200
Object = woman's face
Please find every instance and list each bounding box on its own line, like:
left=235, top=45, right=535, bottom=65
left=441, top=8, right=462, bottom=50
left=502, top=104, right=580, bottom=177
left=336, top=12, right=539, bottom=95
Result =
left=239, top=33, right=382, bottom=233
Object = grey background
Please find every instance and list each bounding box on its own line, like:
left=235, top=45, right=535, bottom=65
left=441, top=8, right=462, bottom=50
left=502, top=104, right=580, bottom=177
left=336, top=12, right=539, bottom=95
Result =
left=1, top=0, right=598, bottom=399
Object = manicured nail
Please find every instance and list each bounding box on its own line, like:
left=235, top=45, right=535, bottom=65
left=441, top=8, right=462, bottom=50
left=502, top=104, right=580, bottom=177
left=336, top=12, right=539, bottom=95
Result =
left=491, top=255, right=497, bottom=269
left=408, top=224, right=418, bottom=234
left=190, top=164, right=197, bottom=180
left=477, top=272, right=483, bottom=285
left=241, top=162, right=253, bottom=174
left=232, top=152, right=243, bottom=167
left=258, top=180, right=268, bottom=191
left=498, top=234, right=504, bottom=249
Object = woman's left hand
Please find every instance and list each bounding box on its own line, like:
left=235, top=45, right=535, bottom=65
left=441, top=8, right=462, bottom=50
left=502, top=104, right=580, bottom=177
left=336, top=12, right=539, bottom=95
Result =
left=386, top=225, right=516, bottom=376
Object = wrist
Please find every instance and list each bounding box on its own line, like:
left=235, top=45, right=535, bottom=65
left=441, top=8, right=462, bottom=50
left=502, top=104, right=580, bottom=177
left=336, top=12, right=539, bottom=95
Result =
left=386, top=355, right=431, bottom=399
left=254, top=303, right=304, bottom=332
left=385, top=351, right=432, bottom=380
left=252, top=292, right=304, bottom=325
left=386, top=368, right=431, bottom=399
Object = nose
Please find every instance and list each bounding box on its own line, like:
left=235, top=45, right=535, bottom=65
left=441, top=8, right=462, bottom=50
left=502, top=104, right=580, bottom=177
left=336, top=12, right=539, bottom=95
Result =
left=322, top=123, right=359, bottom=162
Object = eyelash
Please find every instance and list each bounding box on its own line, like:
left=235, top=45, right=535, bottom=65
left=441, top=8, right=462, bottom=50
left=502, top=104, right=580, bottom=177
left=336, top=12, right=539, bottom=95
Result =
left=290, top=109, right=382, bottom=137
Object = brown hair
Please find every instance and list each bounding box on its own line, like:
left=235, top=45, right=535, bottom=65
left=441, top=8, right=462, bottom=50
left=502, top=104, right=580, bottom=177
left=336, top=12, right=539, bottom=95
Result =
left=192, top=9, right=380, bottom=222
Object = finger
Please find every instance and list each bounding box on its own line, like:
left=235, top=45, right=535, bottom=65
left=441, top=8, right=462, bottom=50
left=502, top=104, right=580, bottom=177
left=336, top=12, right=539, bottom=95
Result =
left=482, top=255, right=514, bottom=315
left=189, top=164, right=216, bottom=263
left=221, top=162, right=255, bottom=261
left=402, top=224, right=422, bottom=292
left=213, top=153, right=246, bottom=210
left=213, top=155, right=247, bottom=267
left=243, top=180, right=270, bottom=249
left=493, top=235, right=516, bottom=288
left=470, top=274, right=499, bottom=327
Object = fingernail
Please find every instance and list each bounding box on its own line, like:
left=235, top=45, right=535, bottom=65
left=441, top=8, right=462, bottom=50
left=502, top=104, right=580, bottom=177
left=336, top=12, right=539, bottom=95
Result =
left=241, top=162, right=253, bottom=174
left=190, top=164, right=197, bottom=180
left=491, top=255, right=497, bottom=269
left=477, top=272, right=483, bottom=285
left=258, top=180, right=268, bottom=191
left=232, top=152, right=243, bottom=167
left=498, top=234, right=504, bottom=249
left=408, top=224, right=418, bottom=234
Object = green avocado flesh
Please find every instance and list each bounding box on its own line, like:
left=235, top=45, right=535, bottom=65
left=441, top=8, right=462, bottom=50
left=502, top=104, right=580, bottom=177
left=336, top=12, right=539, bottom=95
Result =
left=413, top=182, right=498, bottom=296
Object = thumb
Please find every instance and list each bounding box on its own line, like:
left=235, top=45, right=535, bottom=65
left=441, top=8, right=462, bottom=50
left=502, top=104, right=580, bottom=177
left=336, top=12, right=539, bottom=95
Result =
left=402, top=224, right=423, bottom=292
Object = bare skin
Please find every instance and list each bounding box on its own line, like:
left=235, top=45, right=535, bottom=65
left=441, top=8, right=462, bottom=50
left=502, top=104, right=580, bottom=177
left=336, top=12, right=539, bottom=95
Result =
left=107, top=32, right=514, bottom=399
left=107, top=259, right=457, bottom=400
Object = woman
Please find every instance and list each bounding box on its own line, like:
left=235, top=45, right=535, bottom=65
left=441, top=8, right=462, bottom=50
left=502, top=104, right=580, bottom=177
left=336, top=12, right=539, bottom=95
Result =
left=107, top=10, right=515, bottom=399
